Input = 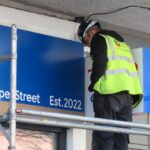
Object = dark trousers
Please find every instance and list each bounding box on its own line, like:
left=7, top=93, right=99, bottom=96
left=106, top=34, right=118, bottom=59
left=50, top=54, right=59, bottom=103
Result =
left=92, top=92, right=133, bottom=150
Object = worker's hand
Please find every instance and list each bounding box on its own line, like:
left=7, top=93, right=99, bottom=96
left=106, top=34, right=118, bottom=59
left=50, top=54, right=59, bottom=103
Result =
left=90, top=93, right=94, bottom=102
left=88, top=83, right=94, bottom=92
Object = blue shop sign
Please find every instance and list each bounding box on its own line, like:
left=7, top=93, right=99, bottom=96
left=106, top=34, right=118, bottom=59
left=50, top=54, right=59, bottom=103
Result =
left=0, top=25, right=84, bottom=113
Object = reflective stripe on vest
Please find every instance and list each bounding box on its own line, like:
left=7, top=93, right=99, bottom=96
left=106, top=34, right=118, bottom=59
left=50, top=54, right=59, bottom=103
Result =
left=108, top=55, right=134, bottom=64
left=105, top=69, right=138, bottom=77
left=105, top=35, right=114, bottom=59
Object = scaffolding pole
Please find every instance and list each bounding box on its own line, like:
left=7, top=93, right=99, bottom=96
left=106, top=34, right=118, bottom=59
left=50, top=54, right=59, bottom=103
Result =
left=16, top=109, right=150, bottom=136
left=16, top=116, right=150, bottom=136
left=16, top=108, right=150, bottom=130
left=8, top=24, right=17, bottom=150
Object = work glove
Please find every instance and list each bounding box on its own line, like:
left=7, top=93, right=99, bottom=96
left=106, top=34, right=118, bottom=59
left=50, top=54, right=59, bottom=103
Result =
left=90, top=93, right=94, bottom=102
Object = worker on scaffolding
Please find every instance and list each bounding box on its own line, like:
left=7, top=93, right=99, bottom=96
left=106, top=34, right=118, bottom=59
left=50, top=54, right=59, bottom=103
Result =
left=77, top=20, right=142, bottom=150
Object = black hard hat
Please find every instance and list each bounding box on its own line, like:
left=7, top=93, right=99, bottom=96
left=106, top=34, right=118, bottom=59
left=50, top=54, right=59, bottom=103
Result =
left=77, top=20, right=101, bottom=43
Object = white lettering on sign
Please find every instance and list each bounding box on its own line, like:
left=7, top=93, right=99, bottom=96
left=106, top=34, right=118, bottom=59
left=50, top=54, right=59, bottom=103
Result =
left=49, top=95, right=82, bottom=111
left=0, top=90, right=40, bottom=104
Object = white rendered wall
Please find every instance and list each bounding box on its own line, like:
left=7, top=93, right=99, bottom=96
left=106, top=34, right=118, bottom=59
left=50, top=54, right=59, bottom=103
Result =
left=67, top=129, right=87, bottom=150
left=0, top=6, right=79, bottom=41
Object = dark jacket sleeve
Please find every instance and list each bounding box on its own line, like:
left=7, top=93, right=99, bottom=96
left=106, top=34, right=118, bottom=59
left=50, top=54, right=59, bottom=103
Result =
left=88, top=34, right=108, bottom=92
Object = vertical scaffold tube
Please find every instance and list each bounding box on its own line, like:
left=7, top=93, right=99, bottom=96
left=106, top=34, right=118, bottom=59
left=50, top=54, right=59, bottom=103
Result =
left=8, top=24, right=17, bottom=150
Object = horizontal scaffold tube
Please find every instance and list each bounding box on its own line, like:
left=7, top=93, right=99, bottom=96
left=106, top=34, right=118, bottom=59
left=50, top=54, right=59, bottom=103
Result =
left=16, top=108, right=150, bottom=130
left=16, top=116, right=150, bottom=136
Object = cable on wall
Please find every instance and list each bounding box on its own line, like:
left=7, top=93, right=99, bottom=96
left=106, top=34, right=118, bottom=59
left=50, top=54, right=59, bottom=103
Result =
left=85, top=5, right=150, bottom=21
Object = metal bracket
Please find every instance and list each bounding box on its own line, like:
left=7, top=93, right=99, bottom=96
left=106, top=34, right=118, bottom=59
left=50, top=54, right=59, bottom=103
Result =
left=0, top=55, right=11, bottom=61
left=0, top=123, right=10, bottom=141
left=8, top=146, right=16, bottom=150
left=0, top=112, right=10, bottom=141
left=0, top=112, right=10, bottom=123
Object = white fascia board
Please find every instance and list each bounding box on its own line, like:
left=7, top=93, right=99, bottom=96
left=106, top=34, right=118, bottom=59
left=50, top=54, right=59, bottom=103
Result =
left=0, top=6, right=79, bottom=41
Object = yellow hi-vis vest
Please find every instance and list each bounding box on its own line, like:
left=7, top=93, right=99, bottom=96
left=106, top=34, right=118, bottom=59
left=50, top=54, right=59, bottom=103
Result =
left=93, top=34, right=143, bottom=108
